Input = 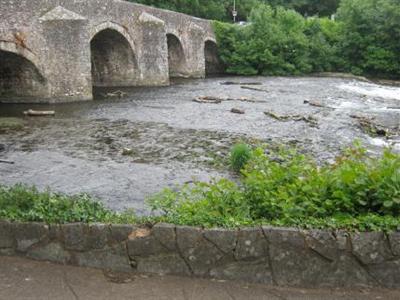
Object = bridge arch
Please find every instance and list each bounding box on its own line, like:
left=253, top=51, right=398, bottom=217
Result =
left=0, top=42, right=47, bottom=100
left=204, top=39, right=222, bottom=76
left=90, top=22, right=138, bottom=87
left=166, top=33, right=187, bottom=78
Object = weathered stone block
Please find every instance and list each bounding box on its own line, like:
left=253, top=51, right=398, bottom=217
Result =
left=48, top=224, right=63, bottom=240
left=152, top=223, right=176, bottom=251
left=264, top=227, right=333, bottom=287
left=388, top=231, right=400, bottom=256
left=176, top=226, right=203, bottom=248
left=87, top=224, right=108, bottom=250
left=322, top=254, right=377, bottom=288
left=109, top=224, right=136, bottom=244
left=136, top=253, right=191, bottom=276
left=209, top=259, right=273, bottom=284
left=335, top=230, right=350, bottom=251
left=28, top=242, right=70, bottom=264
left=73, top=244, right=132, bottom=273
left=235, top=227, right=268, bottom=260
left=351, top=232, right=393, bottom=265
left=127, top=227, right=165, bottom=257
left=304, top=230, right=338, bottom=261
left=367, top=259, right=400, bottom=288
left=62, top=223, right=89, bottom=251
left=176, top=226, right=224, bottom=276
left=203, top=228, right=237, bottom=254
left=0, top=221, right=14, bottom=249
left=13, top=222, right=48, bottom=252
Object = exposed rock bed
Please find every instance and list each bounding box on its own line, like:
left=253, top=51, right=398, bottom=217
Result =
left=0, top=76, right=399, bottom=212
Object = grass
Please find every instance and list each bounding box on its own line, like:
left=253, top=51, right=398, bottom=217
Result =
left=0, top=184, right=138, bottom=224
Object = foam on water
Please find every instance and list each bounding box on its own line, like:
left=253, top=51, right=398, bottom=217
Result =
left=369, top=137, right=400, bottom=151
left=338, top=81, right=400, bottom=100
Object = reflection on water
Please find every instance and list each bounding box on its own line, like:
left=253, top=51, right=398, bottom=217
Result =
left=0, top=76, right=399, bottom=213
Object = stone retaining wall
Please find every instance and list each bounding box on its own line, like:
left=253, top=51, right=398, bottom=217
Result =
left=1, top=221, right=399, bottom=288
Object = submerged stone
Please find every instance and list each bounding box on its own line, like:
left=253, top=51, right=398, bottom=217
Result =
left=0, top=117, right=25, bottom=133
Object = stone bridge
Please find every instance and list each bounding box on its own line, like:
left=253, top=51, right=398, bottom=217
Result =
left=0, top=0, right=220, bottom=103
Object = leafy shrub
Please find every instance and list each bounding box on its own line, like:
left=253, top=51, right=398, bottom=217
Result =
left=243, top=144, right=400, bottom=220
left=230, top=143, right=252, bottom=172
left=148, top=179, right=251, bottom=227
left=149, top=143, right=400, bottom=230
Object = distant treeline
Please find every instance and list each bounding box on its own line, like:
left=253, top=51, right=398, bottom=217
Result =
left=131, top=0, right=341, bottom=21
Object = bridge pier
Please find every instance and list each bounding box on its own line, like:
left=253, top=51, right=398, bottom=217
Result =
left=39, top=6, right=92, bottom=103
left=136, top=13, right=169, bottom=86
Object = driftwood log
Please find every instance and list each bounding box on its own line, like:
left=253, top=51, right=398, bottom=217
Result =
left=241, top=86, right=269, bottom=93
left=220, top=81, right=263, bottom=86
left=0, top=159, right=14, bottom=164
left=193, top=96, right=264, bottom=104
left=101, top=90, right=127, bottom=99
left=264, top=111, right=319, bottom=127
left=23, top=109, right=55, bottom=116
left=193, top=96, right=223, bottom=104
left=304, top=100, right=335, bottom=110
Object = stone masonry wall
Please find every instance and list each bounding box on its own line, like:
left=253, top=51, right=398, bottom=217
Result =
left=1, top=221, right=400, bottom=288
left=0, top=0, right=216, bottom=102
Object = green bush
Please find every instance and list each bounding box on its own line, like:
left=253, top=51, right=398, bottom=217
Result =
left=230, top=143, right=252, bottom=172
left=149, top=143, right=400, bottom=230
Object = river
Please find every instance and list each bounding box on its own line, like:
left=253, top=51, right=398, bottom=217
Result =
left=0, top=76, right=399, bottom=213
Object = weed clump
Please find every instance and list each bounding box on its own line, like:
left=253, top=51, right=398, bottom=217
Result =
left=230, top=143, right=252, bottom=173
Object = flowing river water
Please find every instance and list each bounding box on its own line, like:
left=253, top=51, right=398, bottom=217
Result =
left=0, top=76, right=399, bottom=214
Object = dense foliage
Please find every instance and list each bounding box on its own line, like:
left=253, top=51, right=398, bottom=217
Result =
left=337, top=0, right=400, bottom=78
left=0, top=185, right=136, bottom=224
left=131, top=0, right=340, bottom=21
left=214, top=0, right=400, bottom=79
left=214, top=6, right=341, bottom=75
left=148, top=143, right=400, bottom=231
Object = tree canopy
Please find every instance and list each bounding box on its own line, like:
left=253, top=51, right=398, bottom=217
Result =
left=130, top=0, right=340, bottom=21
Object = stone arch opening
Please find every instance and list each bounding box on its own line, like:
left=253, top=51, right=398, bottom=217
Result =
left=166, top=34, right=187, bottom=78
left=204, top=40, right=223, bottom=76
left=90, top=29, right=138, bottom=87
left=0, top=49, right=47, bottom=100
